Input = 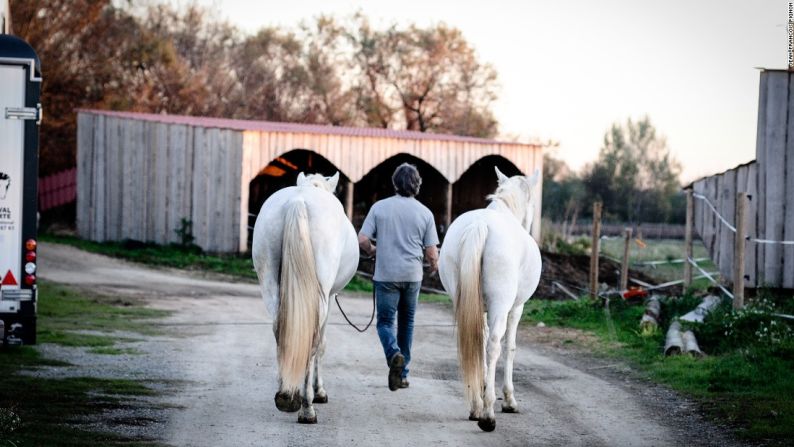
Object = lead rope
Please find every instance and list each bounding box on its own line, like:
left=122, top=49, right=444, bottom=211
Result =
left=334, top=288, right=376, bottom=333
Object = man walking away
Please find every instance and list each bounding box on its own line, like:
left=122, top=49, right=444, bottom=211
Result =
left=358, top=163, right=439, bottom=391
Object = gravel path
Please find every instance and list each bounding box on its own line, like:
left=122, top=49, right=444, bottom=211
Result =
left=36, top=242, right=742, bottom=446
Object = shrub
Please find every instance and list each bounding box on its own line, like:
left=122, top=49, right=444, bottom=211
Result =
left=693, top=295, right=793, bottom=355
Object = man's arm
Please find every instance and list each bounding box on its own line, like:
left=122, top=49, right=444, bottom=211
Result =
left=358, top=233, right=376, bottom=257
left=424, top=245, right=439, bottom=273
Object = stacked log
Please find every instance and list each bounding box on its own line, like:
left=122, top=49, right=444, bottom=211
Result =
left=664, top=321, right=684, bottom=356
left=680, top=295, right=720, bottom=323
left=682, top=330, right=704, bottom=357
left=640, top=296, right=662, bottom=335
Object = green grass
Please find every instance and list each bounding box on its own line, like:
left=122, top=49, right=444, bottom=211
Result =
left=600, top=237, right=718, bottom=285
left=523, top=295, right=794, bottom=445
left=344, top=274, right=375, bottom=293
left=40, top=234, right=258, bottom=280
left=42, top=234, right=395, bottom=296
left=419, top=292, right=450, bottom=304
left=344, top=273, right=448, bottom=304
left=0, top=282, right=169, bottom=446
left=0, top=356, right=162, bottom=446
left=37, top=280, right=170, bottom=349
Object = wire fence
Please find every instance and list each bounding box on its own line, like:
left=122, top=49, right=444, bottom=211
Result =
left=554, top=222, right=687, bottom=239
left=693, top=193, right=794, bottom=246
left=591, top=189, right=794, bottom=301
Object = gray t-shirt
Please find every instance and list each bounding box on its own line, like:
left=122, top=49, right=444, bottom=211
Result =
left=360, top=195, right=439, bottom=282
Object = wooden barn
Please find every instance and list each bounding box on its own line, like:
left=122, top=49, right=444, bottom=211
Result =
left=687, top=69, right=794, bottom=289
left=76, top=110, right=543, bottom=253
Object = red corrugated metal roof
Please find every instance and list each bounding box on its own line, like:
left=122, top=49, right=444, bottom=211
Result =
left=76, top=109, right=538, bottom=147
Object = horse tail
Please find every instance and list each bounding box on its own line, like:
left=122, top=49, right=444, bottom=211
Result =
left=455, top=220, right=488, bottom=407
left=277, top=198, right=322, bottom=393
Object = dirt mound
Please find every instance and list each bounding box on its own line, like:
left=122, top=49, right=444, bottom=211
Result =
left=359, top=251, right=661, bottom=300
left=538, top=252, right=661, bottom=300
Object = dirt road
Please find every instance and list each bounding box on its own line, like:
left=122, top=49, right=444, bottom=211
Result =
left=37, top=243, right=740, bottom=446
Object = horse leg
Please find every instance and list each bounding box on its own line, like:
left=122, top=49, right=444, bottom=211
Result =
left=468, top=313, right=488, bottom=421
left=478, top=313, right=506, bottom=432
left=502, top=304, right=523, bottom=413
left=274, top=379, right=302, bottom=412
left=273, top=322, right=301, bottom=412
left=313, top=322, right=328, bottom=403
left=297, top=352, right=318, bottom=424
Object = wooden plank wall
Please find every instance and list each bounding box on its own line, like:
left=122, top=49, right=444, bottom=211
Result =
left=75, top=113, right=93, bottom=238
left=786, top=74, right=794, bottom=288
left=762, top=72, right=788, bottom=286
left=755, top=73, right=768, bottom=288
left=78, top=111, right=542, bottom=253
left=690, top=70, right=794, bottom=289
left=692, top=163, right=758, bottom=287
left=76, top=112, right=243, bottom=253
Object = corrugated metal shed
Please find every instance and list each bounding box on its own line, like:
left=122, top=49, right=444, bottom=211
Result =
left=77, top=110, right=543, bottom=253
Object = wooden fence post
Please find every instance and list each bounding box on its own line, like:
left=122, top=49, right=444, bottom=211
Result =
left=589, top=202, right=603, bottom=300
left=684, top=189, right=694, bottom=288
left=344, top=180, right=354, bottom=221
left=620, top=227, right=632, bottom=291
left=733, top=192, right=748, bottom=309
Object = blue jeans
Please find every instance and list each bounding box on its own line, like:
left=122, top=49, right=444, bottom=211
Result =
left=374, top=281, right=420, bottom=379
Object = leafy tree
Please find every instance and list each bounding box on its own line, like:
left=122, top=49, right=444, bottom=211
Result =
left=346, top=15, right=499, bottom=137
left=12, top=1, right=214, bottom=174
left=12, top=2, right=501, bottom=176
left=582, top=117, right=682, bottom=223
left=542, top=152, right=585, bottom=223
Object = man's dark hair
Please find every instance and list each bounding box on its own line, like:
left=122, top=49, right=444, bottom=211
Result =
left=0, top=172, right=8, bottom=180
left=392, top=163, right=422, bottom=197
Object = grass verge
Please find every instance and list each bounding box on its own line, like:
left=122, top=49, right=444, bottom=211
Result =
left=42, top=234, right=449, bottom=303
left=40, top=234, right=258, bottom=280
left=37, top=280, right=170, bottom=349
left=0, top=282, right=169, bottom=446
left=523, top=294, right=794, bottom=445
left=600, top=237, right=716, bottom=284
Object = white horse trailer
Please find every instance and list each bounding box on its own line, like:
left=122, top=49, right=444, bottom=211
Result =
left=0, top=33, right=42, bottom=345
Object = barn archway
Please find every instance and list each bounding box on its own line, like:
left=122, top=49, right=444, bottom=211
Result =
left=353, top=153, right=450, bottom=235
left=247, top=149, right=350, bottom=245
left=452, top=155, right=523, bottom=221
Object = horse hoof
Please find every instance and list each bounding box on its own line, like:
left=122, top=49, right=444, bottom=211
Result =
left=468, top=413, right=479, bottom=421
left=502, top=405, right=519, bottom=414
left=297, top=414, right=318, bottom=424
left=477, top=418, right=496, bottom=432
left=313, top=394, right=328, bottom=404
left=274, top=391, right=301, bottom=413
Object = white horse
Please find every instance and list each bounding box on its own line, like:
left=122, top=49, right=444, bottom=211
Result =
left=438, top=167, right=542, bottom=432
left=252, top=171, right=359, bottom=424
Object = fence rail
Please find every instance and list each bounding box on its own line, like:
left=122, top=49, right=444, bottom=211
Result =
left=690, top=160, right=794, bottom=289
left=552, top=222, right=686, bottom=239
left=38, top=168, right=76, bottom=212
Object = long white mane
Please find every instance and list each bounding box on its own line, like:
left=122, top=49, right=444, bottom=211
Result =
left=487, top=180, right=529, bottom=219
left=487, top=167, right=539, bottom=230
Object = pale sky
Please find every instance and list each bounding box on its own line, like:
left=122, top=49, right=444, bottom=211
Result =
left=191, top=0, right=787, bottom=183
